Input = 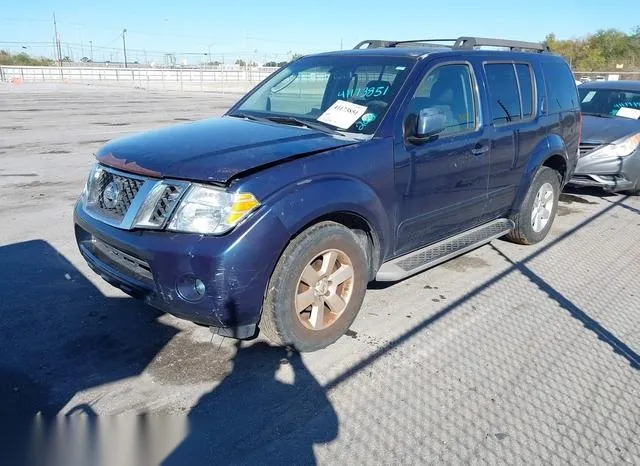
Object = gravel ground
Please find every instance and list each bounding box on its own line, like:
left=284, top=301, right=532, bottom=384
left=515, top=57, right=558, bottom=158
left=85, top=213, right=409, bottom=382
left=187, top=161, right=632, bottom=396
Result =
left=1, top=83, right=638, bottom=465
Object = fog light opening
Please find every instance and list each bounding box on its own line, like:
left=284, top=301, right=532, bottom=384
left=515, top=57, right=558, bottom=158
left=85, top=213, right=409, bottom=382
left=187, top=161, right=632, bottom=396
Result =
left=176, top=276, right=207, bottom=302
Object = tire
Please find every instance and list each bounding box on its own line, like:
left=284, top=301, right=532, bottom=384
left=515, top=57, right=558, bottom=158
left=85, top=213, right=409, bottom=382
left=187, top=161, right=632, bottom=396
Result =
left=506, top=166, right=561, bottom=245
left=261, top=221, right=369, bottom=352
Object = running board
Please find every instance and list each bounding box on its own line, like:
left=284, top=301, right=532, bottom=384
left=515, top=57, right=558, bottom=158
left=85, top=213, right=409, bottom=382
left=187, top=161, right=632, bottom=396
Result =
left=376, top=218, right=514, bottom=281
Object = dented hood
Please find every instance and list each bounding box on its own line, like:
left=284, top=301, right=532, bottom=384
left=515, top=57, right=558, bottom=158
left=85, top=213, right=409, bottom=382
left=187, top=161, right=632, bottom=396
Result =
left=95, top=116, right=358, bottom=184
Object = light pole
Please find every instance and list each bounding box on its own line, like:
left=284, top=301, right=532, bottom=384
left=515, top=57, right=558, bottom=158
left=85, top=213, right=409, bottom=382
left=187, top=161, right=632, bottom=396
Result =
left=122, top=28, right=128, bottom=68
left=207, top=42, right=215, bottom=67
left=89, top=41, right=93, bottom=61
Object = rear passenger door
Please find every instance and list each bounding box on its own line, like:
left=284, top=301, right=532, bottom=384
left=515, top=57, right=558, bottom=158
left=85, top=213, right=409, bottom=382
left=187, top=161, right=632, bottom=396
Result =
left=482, top=61, right=544, bottom=220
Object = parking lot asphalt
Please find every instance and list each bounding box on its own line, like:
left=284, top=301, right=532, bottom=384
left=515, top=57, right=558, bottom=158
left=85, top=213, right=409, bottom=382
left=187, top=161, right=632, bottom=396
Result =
left=1, top=83, right=639, bottom=465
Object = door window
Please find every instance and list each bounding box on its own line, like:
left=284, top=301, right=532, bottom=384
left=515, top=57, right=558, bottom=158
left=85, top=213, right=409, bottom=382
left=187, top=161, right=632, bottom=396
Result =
left=406, top=63, right=477, bottom=136
left=485, top=62, right=536, bottom=124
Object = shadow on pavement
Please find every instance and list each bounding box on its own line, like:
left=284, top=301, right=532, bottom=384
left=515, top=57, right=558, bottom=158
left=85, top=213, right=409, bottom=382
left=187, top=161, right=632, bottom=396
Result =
left=0, top=239, right=178, bottom=464
left=326, top=194, right=639, bottom=391
left=562, top=185, right=619, bottom=198
left=490, top=244, right=639, bottom=369
left=164, top=340, right=338, bottom=465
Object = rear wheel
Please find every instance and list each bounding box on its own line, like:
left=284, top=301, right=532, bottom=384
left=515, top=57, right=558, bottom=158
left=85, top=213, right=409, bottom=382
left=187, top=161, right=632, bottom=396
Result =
left=261, top=222, right=369, bottom=352
left=506, top=166, right=561, bottom=245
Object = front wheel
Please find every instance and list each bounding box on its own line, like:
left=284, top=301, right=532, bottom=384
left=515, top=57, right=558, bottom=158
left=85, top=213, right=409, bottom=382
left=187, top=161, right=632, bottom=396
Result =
left=261, top=222, right=369, bottom=352
left=506, top=166, right=561, bottom=245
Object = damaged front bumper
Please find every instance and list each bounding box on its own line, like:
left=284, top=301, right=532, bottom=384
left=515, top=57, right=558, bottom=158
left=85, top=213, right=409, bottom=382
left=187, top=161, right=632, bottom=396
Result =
left=569, top=149, right=640, bottom=192
left=74, top=201, right=289, bottom=339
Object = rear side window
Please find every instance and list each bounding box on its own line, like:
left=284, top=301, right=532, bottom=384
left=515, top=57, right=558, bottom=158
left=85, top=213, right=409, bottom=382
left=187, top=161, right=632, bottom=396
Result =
left=516, top=64, right=534, bottom=118
left=485, top=63, right=535, bottom=125
left=542, top=61, right=579, bottom=113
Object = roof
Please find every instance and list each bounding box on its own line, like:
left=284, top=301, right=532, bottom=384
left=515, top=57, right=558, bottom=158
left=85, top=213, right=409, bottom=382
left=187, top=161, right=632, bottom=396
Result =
left=578, top=80, right=640, bottom=91
left=310, top=47, right=564, bottom=62
left=311, top=47, right=446, bottom=58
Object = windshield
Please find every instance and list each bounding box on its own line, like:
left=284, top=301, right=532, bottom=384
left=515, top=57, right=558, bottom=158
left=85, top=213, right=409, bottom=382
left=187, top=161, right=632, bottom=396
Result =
left=579, top=87, right=640, bottom=119
left=233, top=55, right=416, bottom=135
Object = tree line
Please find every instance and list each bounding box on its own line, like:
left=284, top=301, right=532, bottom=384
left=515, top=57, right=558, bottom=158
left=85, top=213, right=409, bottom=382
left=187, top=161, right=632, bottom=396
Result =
left=0, top=50, right=54, bottom=66
left=545, top=27, right=640, bottom=71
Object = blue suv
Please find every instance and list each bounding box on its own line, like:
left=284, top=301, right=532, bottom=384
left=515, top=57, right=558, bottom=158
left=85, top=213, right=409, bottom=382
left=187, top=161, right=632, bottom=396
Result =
left=74, top=37, right=580, bottom=351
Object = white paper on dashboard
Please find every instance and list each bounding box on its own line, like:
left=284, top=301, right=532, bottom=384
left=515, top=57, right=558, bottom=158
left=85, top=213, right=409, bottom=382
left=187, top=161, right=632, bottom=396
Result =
left=616, top=107, right=640, bottom=119
left=317, top=100, right=368, bottom=129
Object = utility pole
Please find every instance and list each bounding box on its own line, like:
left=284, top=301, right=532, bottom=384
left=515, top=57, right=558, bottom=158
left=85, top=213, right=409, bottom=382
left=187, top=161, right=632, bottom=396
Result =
left=122, top=28, right=128, bottom=68
left=53, top=12, right=62, bottom=66
left=89, top=41, right=93, bottom=61
left=79, top=28, right=84, bottom=58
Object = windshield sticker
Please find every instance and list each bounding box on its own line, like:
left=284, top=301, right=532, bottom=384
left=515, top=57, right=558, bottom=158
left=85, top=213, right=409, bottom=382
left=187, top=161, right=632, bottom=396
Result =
left=337, top=86, right=389, bottom=100
left=615, top=107, right=640, bottom=120
left=395, top=66, right=406, bottom=71
left=582, top=91, right=596, bottom=103
left=318, top=100, right=368, bottom=129
left=355, top=113, right=377, bottom=131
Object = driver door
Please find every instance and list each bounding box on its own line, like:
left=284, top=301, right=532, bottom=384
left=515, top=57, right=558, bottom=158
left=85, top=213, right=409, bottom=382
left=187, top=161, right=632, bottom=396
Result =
left=393, top=60, right=491, bottom=255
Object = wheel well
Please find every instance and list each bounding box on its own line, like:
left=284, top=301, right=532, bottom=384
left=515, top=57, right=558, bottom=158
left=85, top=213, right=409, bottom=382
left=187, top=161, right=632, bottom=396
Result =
left=293, top=212, right=381, bottom=281
left=542, top=154, right=567, bottom=182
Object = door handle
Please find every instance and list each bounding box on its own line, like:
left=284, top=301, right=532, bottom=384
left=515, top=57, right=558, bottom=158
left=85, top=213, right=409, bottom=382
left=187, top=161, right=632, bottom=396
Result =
left=471, top=144, right=489, bottom=156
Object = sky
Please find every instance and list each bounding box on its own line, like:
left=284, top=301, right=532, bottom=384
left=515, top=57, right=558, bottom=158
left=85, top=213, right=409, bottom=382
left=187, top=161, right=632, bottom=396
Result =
left=1, top=0, right=638, bottom=64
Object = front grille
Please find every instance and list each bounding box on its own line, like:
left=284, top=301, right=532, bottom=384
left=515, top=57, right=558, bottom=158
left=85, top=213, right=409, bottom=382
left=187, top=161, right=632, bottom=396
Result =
left=83, top=165, right=189, bottom=230
left=95, top=171, right=144, bottom=221
left=579, top=142, right=600, bottom=157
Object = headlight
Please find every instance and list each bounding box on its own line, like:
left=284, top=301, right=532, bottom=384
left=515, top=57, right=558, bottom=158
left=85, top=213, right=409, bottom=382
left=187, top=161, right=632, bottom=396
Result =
left=167, top=185, right=260, bottom=234
left=83, top=163, right=105, bottom=204
left=589, top=133, right=640, bottom=158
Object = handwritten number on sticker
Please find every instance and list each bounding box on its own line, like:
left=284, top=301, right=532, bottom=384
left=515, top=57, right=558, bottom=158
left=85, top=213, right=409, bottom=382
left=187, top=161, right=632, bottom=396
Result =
left=338, top=86, right=389, bottom=99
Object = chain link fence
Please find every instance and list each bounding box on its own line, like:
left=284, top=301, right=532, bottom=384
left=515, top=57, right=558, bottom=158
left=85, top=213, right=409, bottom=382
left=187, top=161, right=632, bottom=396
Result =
left=0, top=65, right=280, bottom=94
left=573, top=71, right=640, bottom=83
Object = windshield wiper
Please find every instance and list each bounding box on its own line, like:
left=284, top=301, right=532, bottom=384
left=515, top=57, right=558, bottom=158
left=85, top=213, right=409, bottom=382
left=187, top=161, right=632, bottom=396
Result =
left=265, top=116, right=344, bottom=135
left=227, top=112, right=271, bottom=123
left=230, top=112, right=352, bottom=136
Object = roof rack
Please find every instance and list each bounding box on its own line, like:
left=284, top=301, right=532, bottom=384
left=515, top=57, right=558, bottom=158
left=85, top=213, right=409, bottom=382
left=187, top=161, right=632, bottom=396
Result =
left=353, top=40, right=396, bottom=49
left=388, top=39, right=456, bottom=48
left=354, top=36, right=549, bottom=53
left=454, top=37, right=548, bottom=52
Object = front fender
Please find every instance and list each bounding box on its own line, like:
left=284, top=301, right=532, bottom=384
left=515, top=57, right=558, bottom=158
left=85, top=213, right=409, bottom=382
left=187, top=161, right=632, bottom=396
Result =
left=266, top=175, right=392, bottom=259
left=512, top=135, right=568, bottom=212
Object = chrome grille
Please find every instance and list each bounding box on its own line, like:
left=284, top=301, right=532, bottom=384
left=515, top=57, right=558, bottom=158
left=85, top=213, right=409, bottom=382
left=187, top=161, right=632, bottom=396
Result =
left=83, top=165, right=189, bottom=230
left=579, top=143, right=600, bottom=158
left=97, top=172, right=144, bottom=219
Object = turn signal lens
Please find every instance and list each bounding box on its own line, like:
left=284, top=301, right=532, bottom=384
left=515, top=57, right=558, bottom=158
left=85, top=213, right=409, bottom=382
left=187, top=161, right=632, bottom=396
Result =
left=226, top=193, right=260, bottom=225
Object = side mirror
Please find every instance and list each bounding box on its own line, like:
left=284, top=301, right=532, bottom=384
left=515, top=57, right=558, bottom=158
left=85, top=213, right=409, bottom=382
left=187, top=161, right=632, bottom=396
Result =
left=407, top=108, right=446, bottom=145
